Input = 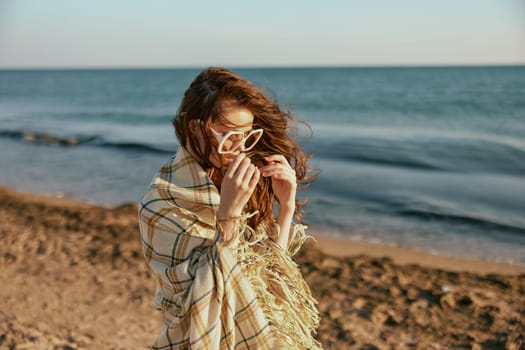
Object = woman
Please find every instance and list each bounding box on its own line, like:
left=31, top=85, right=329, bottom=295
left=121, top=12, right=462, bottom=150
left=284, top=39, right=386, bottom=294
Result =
left=138, top=67, right=322, bottom=349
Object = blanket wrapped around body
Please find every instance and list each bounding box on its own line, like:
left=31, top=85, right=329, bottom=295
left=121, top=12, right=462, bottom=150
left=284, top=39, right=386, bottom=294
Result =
left=138, top=147, right=322, bottom=349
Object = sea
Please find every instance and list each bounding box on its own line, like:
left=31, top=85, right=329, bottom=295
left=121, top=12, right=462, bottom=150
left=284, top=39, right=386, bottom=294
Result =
left=1, top=66, right=524, bottom=265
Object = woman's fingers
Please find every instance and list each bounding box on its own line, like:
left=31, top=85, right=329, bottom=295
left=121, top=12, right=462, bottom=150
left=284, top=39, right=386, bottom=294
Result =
left=242, top=163, right=257, bottom=184
left=264, top=155, right=290, bottom=167
left=248, top=166, right=260, bottom=191
left=260, top=163, right=295, bottom=179
left=224, top=155, right=258, bottom=193
left=219, top=154, right=261, bottom=218
left=261, top=155, right=293, bottom=175
left=225, top=153, right=246, bottom=178
left=234, top=158, right=252, bottom=182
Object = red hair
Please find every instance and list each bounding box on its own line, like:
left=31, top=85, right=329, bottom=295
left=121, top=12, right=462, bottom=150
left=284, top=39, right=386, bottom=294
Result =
left=172, top=67, right=317, bottom=227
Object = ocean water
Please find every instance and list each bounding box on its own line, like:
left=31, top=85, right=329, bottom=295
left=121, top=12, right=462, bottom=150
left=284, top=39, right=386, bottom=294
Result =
left=1, top=66, right=524, bottom=264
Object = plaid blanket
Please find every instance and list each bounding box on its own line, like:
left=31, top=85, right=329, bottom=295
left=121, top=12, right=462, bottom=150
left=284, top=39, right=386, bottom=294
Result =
left=138, top=146, right=321, bottom=349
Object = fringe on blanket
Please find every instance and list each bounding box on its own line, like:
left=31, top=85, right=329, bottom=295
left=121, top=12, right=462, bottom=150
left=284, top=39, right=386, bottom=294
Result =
left=226, top=216, right=323, bottom=350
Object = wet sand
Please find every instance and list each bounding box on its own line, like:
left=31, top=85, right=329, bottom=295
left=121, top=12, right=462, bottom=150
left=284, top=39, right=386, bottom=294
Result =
left=316, top=236, right=525, bottom=275
left=1, top=187, right=524, bottom=349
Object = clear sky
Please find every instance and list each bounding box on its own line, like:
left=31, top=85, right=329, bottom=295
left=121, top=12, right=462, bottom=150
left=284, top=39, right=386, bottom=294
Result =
left=0, top=0, right=524, bottom=68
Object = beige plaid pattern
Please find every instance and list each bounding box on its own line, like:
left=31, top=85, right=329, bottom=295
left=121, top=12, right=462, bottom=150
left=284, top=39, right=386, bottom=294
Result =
left=138, top=147, right=274, bottom=349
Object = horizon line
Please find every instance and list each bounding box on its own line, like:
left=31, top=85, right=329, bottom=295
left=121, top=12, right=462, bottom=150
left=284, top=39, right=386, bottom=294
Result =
left=1, top=62, right=524, bottom=71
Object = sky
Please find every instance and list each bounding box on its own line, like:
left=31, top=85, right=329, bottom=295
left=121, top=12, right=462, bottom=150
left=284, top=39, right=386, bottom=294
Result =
left=0, top=0, right=524, bottom=68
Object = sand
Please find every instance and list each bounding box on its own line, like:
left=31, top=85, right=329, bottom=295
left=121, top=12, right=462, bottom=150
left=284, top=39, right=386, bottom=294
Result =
left=316, top=237, right=525, bottom=275
left=1, top=187, right=524, bottom=350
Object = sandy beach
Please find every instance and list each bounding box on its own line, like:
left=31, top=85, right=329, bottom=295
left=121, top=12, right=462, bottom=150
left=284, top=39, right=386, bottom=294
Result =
left=1, top=187, right=524, bottom=349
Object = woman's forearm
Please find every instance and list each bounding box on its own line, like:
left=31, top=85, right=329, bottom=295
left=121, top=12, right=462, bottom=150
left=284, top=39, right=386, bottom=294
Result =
left=276, top=202, right=295, bottom=251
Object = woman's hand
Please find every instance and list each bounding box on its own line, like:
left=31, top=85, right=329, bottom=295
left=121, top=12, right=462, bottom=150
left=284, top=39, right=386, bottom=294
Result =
left=259, top=155, right=297, bottom=250
left=260, top=155, right=297, bottom=209
left=217, top=152, right=260, bottom=219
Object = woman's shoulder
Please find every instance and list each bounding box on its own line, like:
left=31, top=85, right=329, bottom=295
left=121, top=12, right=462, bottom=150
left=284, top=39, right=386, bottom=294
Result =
left=150, top=146, right=195, bottom=183
left=140, top=146, right=220, bottom=210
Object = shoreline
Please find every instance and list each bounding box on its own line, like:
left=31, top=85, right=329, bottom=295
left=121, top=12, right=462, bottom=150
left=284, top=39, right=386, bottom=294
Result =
left=2, top=186, right=523, bottom=275
left=313, top=235, right=525, bottom=275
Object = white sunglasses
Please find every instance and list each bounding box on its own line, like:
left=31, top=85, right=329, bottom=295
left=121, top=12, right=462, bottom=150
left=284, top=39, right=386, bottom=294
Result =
left=210, top=127, right=264, bottom=154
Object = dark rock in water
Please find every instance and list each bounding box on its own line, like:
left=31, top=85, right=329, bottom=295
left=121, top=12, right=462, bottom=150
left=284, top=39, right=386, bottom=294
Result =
left=24, top=131, right=81, bottom=146
left=0, top=129, right=97, bottom=146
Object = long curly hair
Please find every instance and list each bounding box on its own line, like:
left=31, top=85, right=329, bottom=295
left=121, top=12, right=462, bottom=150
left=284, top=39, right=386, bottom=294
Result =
left=172, top=67, right=317, bottom=228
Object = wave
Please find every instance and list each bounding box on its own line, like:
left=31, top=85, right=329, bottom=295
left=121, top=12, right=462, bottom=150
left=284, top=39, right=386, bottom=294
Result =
left=397, top=207, right=525, bottom=236
left=305, top=130, right=525, bottom=174
left=335, top=153, right=440, bottom=171
left=96, top=141, right=173, bottom=154
left=0, top=129, right=174, bottom=155
left=306, top=143, right=446, bottom=172
left=45, top=111, right=173, bottom=125
left=4, top=125, right=525, bottom=175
